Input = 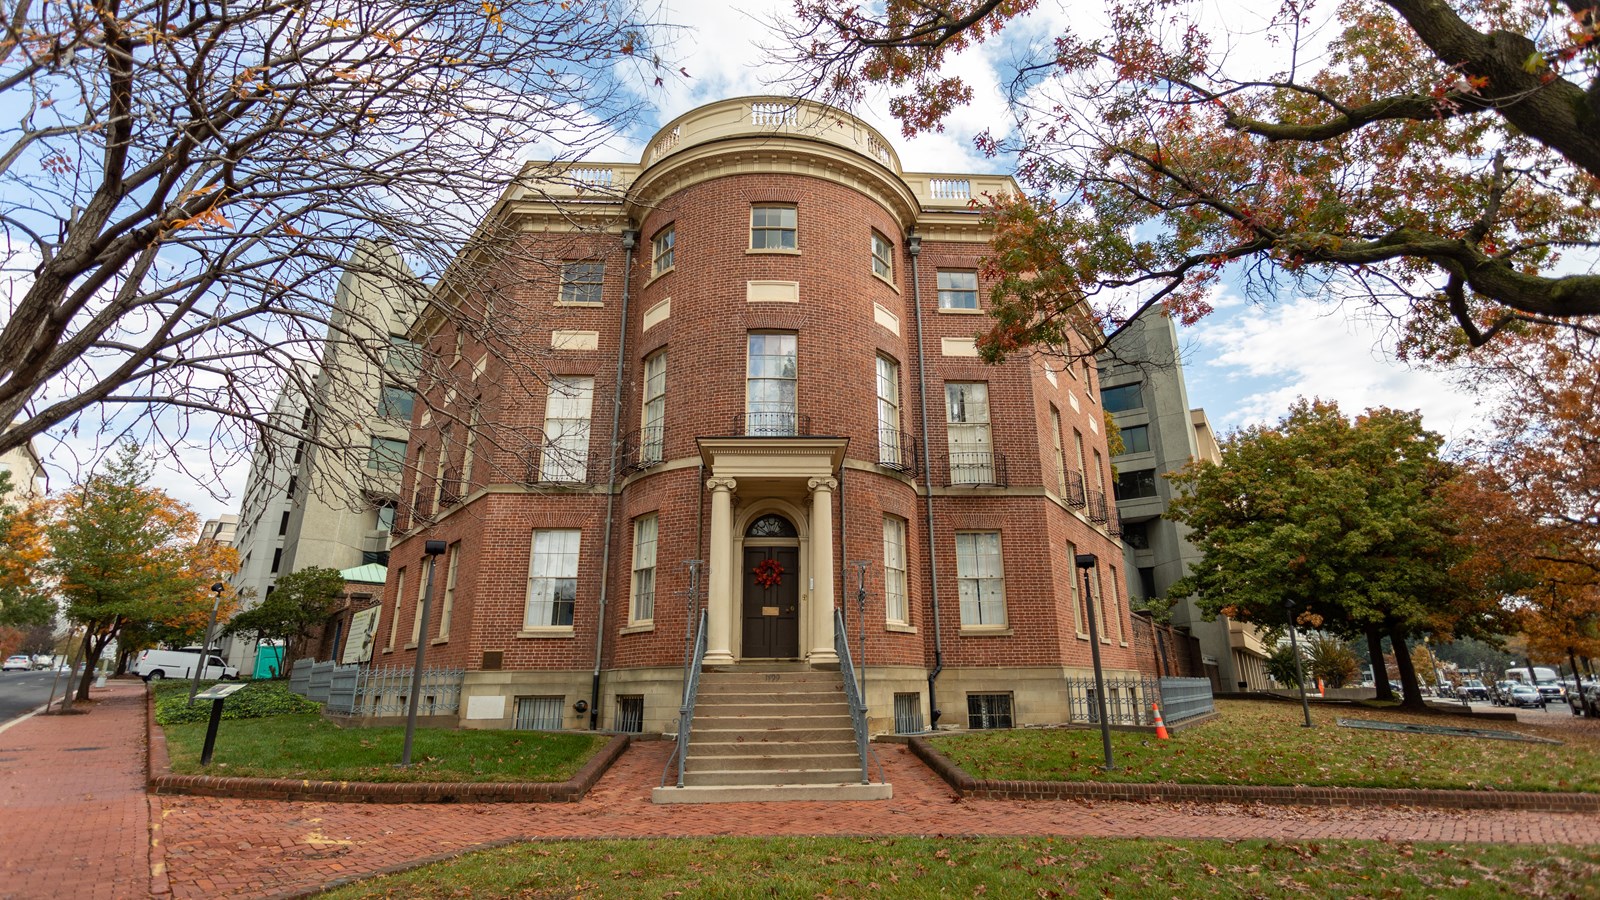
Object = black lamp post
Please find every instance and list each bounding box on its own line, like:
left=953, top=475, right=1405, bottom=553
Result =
left=187, top=581, right=228, bottom=707
left=1284, top=598, right=1313, bottom=728
left=401, top=539, right=448, bottom=767
left=1075, top=553, right=1116, bottom=771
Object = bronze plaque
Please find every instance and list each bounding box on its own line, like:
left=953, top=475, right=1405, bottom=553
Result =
left=762, top=606, right=780, bottom=616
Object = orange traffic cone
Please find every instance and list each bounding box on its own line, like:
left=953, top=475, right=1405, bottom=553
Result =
left=1152, top=702, right=1170, bottom=740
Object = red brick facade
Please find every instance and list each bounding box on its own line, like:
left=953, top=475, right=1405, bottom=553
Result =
left=370, top=98, right=1136, bottom=733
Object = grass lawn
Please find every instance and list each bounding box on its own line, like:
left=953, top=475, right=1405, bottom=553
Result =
left=929, top=698, right=1600, bottom=792
left=318, top=835, right=1600, bottom=898
left=162, top=711, right=609, bottom=783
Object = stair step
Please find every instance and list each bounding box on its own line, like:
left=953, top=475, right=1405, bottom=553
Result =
left=652, top=783, right=892, bottom=804
left=686, top=751, right=860, bottom=771
left=693, top=701, right=851, bottom=718
left=698, top=678, right=844, bottom=693
left=682, top=768, right=865, bottom=787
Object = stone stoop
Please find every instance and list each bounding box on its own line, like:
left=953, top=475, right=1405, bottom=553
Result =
left=651, top=662, right=893, bottom=804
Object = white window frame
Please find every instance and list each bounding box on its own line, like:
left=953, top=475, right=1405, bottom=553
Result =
left=936, top=270, right=978, bottom=309
left=641, top=349, right=667, bottom=463
left=652, top=225, right=675, bottom=276
left=871, top=230, right=894, bottom=280
left=750, top=205, right=797, bottom=250
left=387, top=566, right=406, bottom=651
left=559, top=261, right=604, bottom=305
left=955, top=531, right=1005, bottom=627
left=525, top=529, right=580, bottom=629
left=883, top=515, right=908, bottom=625
left=876, top=355, right=902, bottom=467
left=437, top=542, right=460, bottom=639
left=409, top=565, right=426, bottom=646
left=1049, top=406, right=1067, bottom=496
left=540, top=376, right=594, bottom=482
left=630, top=513, right=659, bottom=624
left=1067, top=542, right=1086, bottom=638
left=945, top=382, right=994, bottom=484
left=746, top=333, right=798, bottom=436
left=367, top=437, right=407, bottom=473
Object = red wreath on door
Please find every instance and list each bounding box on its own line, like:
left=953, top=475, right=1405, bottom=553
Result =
left=753, top=558, right=785, bottom=589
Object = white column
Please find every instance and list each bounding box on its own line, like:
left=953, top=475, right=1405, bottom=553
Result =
left=808, top=476, right=839, bottom=664
left=704, top=477, right=737, bottom=666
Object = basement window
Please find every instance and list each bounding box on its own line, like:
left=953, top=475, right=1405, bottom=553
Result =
left=966, top=693, right=1014, bottom=730
left=514, top=696, right=564, bottom=731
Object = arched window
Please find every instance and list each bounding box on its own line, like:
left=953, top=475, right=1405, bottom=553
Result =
left=745, top=514, right=797, bottom=538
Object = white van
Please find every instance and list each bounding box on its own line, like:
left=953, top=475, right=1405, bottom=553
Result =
left=135, top=647, right=238, bottom=681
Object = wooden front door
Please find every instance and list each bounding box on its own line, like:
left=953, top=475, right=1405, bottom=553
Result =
left=741, top=546, right=800, bottom=658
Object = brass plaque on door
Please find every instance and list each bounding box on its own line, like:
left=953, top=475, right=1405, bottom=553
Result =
left=762, top=606, right=780, bottom=616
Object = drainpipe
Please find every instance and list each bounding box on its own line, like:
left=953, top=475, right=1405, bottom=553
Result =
left=837, top=467, right=847, bottom=641
left=907, top=233, right=944, bottom=726
left=590, top=228, right=637, bottom=729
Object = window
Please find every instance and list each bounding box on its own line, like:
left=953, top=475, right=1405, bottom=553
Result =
left=540, top=376, right=594, bottom=482
left=893, top=693, right=925, bottom=734
left=883, top=516, right=908, bottom=625
left=750, top=205, right=797, bottom=250
left=377, top=385, right=414, bottom=420
left=1115, top=469, right=1159, bottom=500
left=271, top=548, right=282, bottom=573
left=876, top=356, right=902, bottom=467
left=285, top=475, right=297, bottom=499
left=945, top=382, right=994, bottom=484
left=1123, top=521, right=1150, bottom=550
left=641, top=350, right=666, bottom=463
left=387, top=567, right=406, bottom=650
left=870, top=230, right=894, bottom=280
left=615, top=696, right=645, bottom=733
left=651, top=225, right=675, bottom=276
left=1120, top=424, right=1150, bottom=454
left=937, top=270, right=978, bottom=309
left=1109, top=564, right=1126, bottom=642
left=967, top=693, right=1014, bottom=729
left=1102, top=383, right=1142, bottom=413
left=526, top=529, right=580, bottom=627
left=385, top=335, right=421, bottom=380
left=1093, top=449, right=1106, bottom=494
left=361, top=549, right=389, bottom=566
left=514, top=696, right=564, bottom=730
left=1049, top=406, right=1067, bottom=496
left=368, top=437, right=407, bottom=473
left=438, top=542, right=460, bottom=638
left=1067, top=540, right=1085, bottom=635
left=461, top=404, right=479, bottom=486
left=1139, top=566, right=1157, bottom=600
left=1073, top=430, right=1087, bottom=483
left=746, top=333, right=797, bottom=435
left=410, top=563, right=426, bottom=645
left=278, top=510, right=290, bottom=535
left=955, top=531, right=1005, bottom=626
left=630, top=513, right=658, bottom=623
left=559, top=262, right=604, bottom=304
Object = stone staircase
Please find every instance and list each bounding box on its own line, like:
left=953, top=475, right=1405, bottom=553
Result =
left=650, top=662, right=893, bottom=803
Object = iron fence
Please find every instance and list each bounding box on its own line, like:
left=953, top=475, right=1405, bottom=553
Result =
left=736, top=411, right=812, bottom=437
left=876, top=428, right=917, bottom=474
left=940, top=450, right=1008, bottom=487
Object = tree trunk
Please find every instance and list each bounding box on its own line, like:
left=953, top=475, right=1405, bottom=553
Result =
left=1367, top=628, right=1394, bottom=701
left=74, top=631, right=113, bottom=701
left=1389, top=624, right=1426, bottom=709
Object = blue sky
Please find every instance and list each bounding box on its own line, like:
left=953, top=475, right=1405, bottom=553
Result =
left=33, top=0, right=1489, bottom=520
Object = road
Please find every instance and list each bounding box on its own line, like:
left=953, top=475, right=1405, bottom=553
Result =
left=0, top=670, right=71, bottom=727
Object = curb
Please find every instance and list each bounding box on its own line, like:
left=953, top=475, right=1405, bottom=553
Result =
left=143, top=682, right=172, bottom=896
left=906, top=736, right=1600, bottom=813
left=146, top=688, right=630, bottom=803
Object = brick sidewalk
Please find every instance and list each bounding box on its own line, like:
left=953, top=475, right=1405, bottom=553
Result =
left=0, top=681, right=152, bottom=900
left=9, top=683, right=1600, bottom=900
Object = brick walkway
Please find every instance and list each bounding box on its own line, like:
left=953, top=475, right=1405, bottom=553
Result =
left=0, top=681, right=152, bottom=900
left=8, top=682, right=1600, bottom=900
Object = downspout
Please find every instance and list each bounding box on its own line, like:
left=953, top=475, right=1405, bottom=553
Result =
left=907, top=234, right=944, bottom=726
left=837, top=466, right=847, bottom=641
left=590, top=228, right=637, bottom=729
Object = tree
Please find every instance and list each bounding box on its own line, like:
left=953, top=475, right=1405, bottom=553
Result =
left=224, top=566, right=347, bottom=674
left=1166, top=399, right=1508, bottom=708
left=0, top=0, right=675, bottom=467
left=1307, top=635, right=1360, bottom=689
left=46, top=444, right=238, bottom=700
left=0, top=471, right=53, bottom=628
left=776, top=0, right=1600, bottom=363
left=1266, top=643, right=1303, bottom=688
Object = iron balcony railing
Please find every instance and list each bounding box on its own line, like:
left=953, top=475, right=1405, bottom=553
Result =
left=736, top=411, right=812, bottom=437
left=834, top=608, right=874, bottom=785
left=411, top=487, right=434, bottom=523
left=1086, top=489, right=1111, bottom=524
left=437, top=470, right=462, bottom=509
left=940, top=450, right=1008, bottom=487
left=620, top=426, right=665, bottom=472
left=663, top=607, right=708, bottom=788
left=876, top=427, right=917, bottom=474
left=1064, top=469, right=1088, bottom=509
left=524, top=447, right=614, bottom=486
left=1107, top=505, right=1122, bottom=537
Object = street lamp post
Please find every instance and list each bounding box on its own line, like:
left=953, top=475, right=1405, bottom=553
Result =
left=401, top=540, right=448, bottom=767
left=1284, top=598, right=1313, bottom=728
left=188, top=582, right=228, bottom=707
left=1074, top=553, right=1116, bottom=771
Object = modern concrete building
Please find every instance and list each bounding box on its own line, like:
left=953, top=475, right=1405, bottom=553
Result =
left=0, top=433, right=45, bottom=505
left=1099, top=310, right=1270, bottom=691
left=372, top=96, right=1139, bottom=786
left=225, top=243, right=423, bottom=672
left=197, top=515, right=238, bottom=547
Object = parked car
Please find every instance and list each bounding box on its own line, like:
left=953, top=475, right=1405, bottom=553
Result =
left=1535, top=680, right=1566, bottom=703
left=1506, top=684, right=1547, bottom=709
left=1578, top=683, right=1600, bottom=717
left=1459, top=680, right=1490, bottom=701
left=2, top=655, right=32, bottom=671
left=1491, top=681, right=1518, bottom=705
left=134, top=648, right=237, bottom=682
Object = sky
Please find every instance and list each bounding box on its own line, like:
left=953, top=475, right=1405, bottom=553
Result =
left=27, top=0, right=1491, bottom=521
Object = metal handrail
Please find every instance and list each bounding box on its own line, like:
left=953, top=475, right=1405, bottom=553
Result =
left=663, top=608, right=708, bottom=788
left=834, top=608, right=871, bottom=785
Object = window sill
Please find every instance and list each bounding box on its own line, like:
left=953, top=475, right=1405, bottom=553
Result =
left=960, top=625, right=1013, bottom=637
left=936, top=306, right=983, bottom=315
left=431, top=636, right=449, bottom=645
left=620, top=622, right=654, bottom=635
left=645, top=266, right=674, bottom=288
left=403, top=643, right=418, bottom=651
left=886, top=622, right=918, bottom=634
left=555, top=300, right=604, bottom=308
left=516, top=626, right=575, bottom=639
left=871, top=271, right=901, bottom=294
left=747, top=248, right=801, bottom=256
left=1075, top=632, right=1089, bottom=641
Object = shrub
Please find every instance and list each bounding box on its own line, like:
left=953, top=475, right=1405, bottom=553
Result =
left=154, top=679, right=320, bottom=725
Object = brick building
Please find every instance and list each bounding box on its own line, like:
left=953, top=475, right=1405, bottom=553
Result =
left=371, top=97, right=1136, bottom=740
